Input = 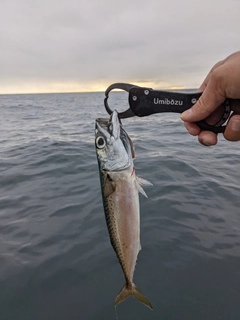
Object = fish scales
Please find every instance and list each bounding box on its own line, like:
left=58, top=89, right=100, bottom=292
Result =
left=102, top=168, right=140, bottom=285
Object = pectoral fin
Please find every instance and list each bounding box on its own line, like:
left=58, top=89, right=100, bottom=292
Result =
left=136, top=176, right=153, bottom=186
left=135, top=176, right=153, bottom=198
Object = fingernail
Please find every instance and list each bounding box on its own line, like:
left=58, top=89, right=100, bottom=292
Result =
left=180, top=109, right=192, bottom=120
left=231, top=119, right=240, bottom=132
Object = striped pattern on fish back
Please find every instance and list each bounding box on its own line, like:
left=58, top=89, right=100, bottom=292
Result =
left=100, top=169, right=131, bottom=286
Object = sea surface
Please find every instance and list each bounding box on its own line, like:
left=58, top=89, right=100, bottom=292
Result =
left=0, top=91, right=240, bottom=320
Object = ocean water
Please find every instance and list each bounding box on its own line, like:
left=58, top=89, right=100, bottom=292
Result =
left=0, top=91, right=240, bottom=320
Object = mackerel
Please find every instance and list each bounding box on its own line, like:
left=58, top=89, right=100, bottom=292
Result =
left=95, top=110, right=152, bottom=309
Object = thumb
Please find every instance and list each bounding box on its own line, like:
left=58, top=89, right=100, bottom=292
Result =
left=181, top=76, right=226, bottom=122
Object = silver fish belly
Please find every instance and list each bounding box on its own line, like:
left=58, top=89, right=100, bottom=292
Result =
left=95, top=110, right=152, bottom=310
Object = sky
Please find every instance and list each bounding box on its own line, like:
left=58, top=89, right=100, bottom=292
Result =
left=0, top=0, right=239, bottom=94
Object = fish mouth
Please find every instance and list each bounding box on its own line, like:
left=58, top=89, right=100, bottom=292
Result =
left=96, top=110, right=120, bottom=140
left=110, top=110, right=120, bottom=139
left=109, top=109, right=118, bottom=122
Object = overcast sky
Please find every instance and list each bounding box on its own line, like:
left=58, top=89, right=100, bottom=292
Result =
left=0, top=0, right=239, bottom=94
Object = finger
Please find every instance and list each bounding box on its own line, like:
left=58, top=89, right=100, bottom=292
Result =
left=204, top=105, right=225, bottom=125
left=198, top=60, right=225, bottom=92
left=181, top=67, right=226, bottom=122
left=198, top=131, right=218, bottom=146
left=224, top=113, right=240, bottom=141
left=184, top=122, right=201, bottom=136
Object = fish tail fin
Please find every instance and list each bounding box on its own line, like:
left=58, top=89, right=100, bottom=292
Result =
left=132, top=283, right=153, bottom=310
left=115, top=283, right=153, bottom=310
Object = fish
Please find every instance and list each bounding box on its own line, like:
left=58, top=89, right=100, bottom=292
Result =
left=95, top=109, right=153, bottom=310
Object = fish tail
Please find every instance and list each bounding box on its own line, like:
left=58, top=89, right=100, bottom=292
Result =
left=115, top=283, right=153, bottom=310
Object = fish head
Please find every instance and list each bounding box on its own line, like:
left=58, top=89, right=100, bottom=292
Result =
left=95, top=110, right=134, bottom=171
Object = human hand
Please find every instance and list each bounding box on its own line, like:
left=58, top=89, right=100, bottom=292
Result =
left=180, top=51, right=240, bottom=146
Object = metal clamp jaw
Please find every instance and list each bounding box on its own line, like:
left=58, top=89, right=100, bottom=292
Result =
left=104, top=83, right=137, bottom=119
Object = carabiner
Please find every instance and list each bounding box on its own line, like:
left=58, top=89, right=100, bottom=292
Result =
left=104, top=83, right=139, bottom=119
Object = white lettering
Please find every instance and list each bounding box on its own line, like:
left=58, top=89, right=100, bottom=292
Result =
left=153, top=98, right=183, bottom=106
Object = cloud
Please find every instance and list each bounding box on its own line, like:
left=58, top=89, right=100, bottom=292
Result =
left=0, top=0, right=239, bottom=93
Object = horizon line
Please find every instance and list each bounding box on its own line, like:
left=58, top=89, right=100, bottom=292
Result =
left=0, top=87, right=197, bottom=96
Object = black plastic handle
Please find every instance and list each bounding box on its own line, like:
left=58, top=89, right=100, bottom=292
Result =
left=128, top=87, right=231, bottom=133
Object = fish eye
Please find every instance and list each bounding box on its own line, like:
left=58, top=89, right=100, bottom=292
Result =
left=96, top=136, right=106, bottom=149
